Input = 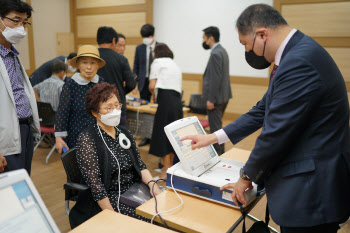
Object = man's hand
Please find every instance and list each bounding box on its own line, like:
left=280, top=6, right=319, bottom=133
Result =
left=220, top=178, right=253, bottom=206
left=55, top=137, right=69, bottom=154
left=181, top=133, right=218, bottom=150
left=207, top=100, right=215, bottom=110
left=0, top=154, right=7, bottom=173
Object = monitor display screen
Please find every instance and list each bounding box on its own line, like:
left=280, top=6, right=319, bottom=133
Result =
left=0, top=180, right=55, bottom=233
left=171, top=122, right=217, bottom=171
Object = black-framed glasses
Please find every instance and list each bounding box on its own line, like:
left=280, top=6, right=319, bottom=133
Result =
left=3, top=17, right=31, bottom=27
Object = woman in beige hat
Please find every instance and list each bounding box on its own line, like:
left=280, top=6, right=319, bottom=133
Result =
left=54, top=45, right=106, bottom=153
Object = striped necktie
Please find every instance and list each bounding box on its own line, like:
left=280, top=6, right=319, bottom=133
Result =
left=270, top=64, right=278, bottom=80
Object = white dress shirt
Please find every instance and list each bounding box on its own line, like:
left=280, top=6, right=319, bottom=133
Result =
left=214, top=29, right=297, bottom=145
left=149, top=57, right=182, bottom=97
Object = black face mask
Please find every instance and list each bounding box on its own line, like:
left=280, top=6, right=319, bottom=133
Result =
left=202, top=41, right=210, bottom=50
left=245, top=36, right=271, bottom=70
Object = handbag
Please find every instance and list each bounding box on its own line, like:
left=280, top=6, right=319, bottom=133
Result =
left=120, top=182, right=152, bottom=208
left=241, top=203, right=270, bottom=233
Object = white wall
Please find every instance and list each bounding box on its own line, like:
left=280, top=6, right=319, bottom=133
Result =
left=31, top=0, right=71, bottom=68
left=153, top=0, right=273, bottom=78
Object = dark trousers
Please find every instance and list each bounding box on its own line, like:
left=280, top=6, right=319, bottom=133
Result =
left=208, top=101, right=228, bottom=155
left=281, top=222, right=339, bottom=233
left=140, top=78, right=152, bottom=102
left=4, top=123, right=34, bottom=175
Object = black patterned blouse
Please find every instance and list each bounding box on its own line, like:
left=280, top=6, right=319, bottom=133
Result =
left=76, top=124, right=149, bottom=221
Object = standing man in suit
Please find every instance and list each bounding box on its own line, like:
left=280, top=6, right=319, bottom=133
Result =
left=183, top=4, right=350, bottom=232
left=29, top=52, right=76, bottom=86
left=97, top=26, right=136, bottom=127
left=202, top=26, right=232, bottom=155
left=0, top=0, right=40, bottom=175
left=133, top=24, right=157, bottom=146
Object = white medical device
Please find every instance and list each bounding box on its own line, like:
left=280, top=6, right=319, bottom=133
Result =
left=0, top=169, right=60, bottom=233
left=164, top=116, right=257, bottom=208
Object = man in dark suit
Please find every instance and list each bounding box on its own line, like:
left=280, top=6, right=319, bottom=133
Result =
left=202, top=26, right=232, bottom=155
left=133, top=24, right=157, bottom=146
left=29, top=52, right=76, bottom=86
left=96, top=26, right=136, bottom=127
left=183, top=4, right=350, bottom=233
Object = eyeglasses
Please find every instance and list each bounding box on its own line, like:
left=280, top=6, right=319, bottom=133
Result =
left=3, top=17, right=31, bottom=27
left=101, top=103, right=123, bottom=113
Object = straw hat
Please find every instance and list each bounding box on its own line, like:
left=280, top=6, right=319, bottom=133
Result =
left=70, top=45, right=106, bottom=68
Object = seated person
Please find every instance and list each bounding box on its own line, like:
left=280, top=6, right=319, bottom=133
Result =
left=30, top=52, right=77, bottom=86
left=69, top=82, right=162, bottom=228
left=33, top=60, right=66, bottom=111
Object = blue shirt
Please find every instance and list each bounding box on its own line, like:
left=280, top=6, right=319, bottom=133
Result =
left=0, top=44, right=32, bottom=119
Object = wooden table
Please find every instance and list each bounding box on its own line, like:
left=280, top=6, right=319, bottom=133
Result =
left=136, top=148, right=259, bottom=233
left=126, top=104, right=190, bottom=138
left=69, top=209, right=175, bottom=233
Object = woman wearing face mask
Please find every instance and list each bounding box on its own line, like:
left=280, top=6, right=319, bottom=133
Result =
left=54, top=45, right=105, bottom=154
left=69, top=82, right=162, bottom=228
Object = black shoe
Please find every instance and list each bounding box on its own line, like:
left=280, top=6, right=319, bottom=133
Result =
left=138, top=138, right=150, bottom=147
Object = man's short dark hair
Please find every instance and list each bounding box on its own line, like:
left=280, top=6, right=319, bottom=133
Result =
left=97, top=26, right=118, bottom=45
left=236, top=4, right=288, bottom=35
left=51, top=60, right=67, bottom=74
left=0, top=0, right=33, bottom=18
left=140, top=24, right=154, bottom=38
left=154, top=43, right=174, bottom=59
left=67, top=52, right=77, bottom=60
left=117, top=33, right=126, bottom=40
left=203, top=26, right=220, bottom=42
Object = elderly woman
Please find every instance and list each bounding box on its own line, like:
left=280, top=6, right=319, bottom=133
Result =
left=55, top=45, right=104, bottom=153
left=148, top=43, right=183, bottom=179
left=69, top=82, right=162, bottom=228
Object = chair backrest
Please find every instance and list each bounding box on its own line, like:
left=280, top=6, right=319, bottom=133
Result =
left=188, top=94, right=207, bottom=115
left=37, top=102, right=56, bottom=126
left=60, top=148, right=81, bottom=184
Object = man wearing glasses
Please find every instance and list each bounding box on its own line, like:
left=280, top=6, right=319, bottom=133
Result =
left=0, top=0, right=40, bottom=175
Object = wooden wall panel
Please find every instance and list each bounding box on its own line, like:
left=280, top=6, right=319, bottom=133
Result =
left=77, top=12, right=146, bottom=38
left=282, top=2, right=350, bottom=37
left=182, top=80, right=201, bottom=105
left=226, top=84, right=267, bottom=115
left=325, top=47, right=350, bottom=82
left=124, top=45, right=137, bottom=70
left=76, top=0, right=145, bottom=9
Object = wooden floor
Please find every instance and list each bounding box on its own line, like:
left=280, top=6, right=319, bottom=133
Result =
left=31, top=121, right=350, bottom=233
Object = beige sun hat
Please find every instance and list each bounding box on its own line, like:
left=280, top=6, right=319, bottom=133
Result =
left=70, top=45, right=106, bottom=68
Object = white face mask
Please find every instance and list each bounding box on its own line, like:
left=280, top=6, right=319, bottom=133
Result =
left=0, top=18, right=27, bottom=44
left=68, top=65, right=77, bottom=73
left=142, top=37, right=153, bottom=46
left=99, top=108, right=121, bottom=127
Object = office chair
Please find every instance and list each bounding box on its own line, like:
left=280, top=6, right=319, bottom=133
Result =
left=60, top=148, right=88, bottom=215
left=33, top=102, right=56, bottom=164
left=187, top=94, right=210, bottom=129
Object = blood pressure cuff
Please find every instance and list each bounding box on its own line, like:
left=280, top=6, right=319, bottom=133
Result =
left=120, top=182, right=152, bottom=208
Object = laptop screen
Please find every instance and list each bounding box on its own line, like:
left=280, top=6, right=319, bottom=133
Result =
left=171, top=121, right=217, bottom=171
left=0, top=180, right=55, bottom=233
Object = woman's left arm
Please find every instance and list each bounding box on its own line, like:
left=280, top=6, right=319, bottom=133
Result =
left=148, top=79, right=157, bottom=103
left=141, top=169, right=162, bottom=196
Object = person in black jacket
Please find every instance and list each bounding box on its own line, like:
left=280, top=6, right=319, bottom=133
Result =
left=96, top=26, right=136, bottom=126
